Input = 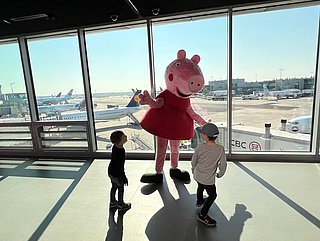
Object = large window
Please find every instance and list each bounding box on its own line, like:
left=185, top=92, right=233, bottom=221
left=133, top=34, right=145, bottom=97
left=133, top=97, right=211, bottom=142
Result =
left=152, top=14, right=228, bottom=151
left=86, top=24, right=151, bottom=151
left=0, top=2, right=319, bottom=159
left=28, top=35, right=83, bottom=111
left=232, top=5, right=319, bottom=152
left=0, top=41, right=32, bottom=148
left=0, top=41, right=28, bottom=119
left=27, top=35, right=88, bottom=149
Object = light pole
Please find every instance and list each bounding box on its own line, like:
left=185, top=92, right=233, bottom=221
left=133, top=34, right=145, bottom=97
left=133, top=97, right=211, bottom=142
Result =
left=279, top=68, right=284, bottom=90
left=10, top=82, right=15, bottom=94
left=279, top=68, right=284, bottom=79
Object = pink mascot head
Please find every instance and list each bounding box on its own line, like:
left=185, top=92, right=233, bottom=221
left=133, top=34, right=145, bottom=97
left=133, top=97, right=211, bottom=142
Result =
left=165, top=49, right=204, bottom=98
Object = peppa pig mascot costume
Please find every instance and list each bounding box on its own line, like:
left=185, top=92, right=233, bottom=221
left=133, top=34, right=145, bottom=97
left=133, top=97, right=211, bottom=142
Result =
left=139, top=49, right=208, bottom=183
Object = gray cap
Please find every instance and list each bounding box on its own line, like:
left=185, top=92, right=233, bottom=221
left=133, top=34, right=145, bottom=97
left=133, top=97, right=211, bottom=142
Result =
left=196, top=123, right=219, bottom=138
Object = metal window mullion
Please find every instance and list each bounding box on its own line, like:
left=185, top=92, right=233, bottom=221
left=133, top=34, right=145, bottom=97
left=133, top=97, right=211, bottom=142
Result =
left=18, top=37, right=42, bottom=152
left=147, top=20, right=156, bottom=98
left=147, top=19, right=157, bottom=156
left=227, top=7, right=233, bottom=157
left=311, top=15, right=320, bottom=161
left=77, top=29, right=96, bottom=153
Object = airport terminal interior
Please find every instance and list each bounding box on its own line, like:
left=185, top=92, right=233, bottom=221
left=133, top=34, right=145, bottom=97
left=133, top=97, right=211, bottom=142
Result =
left=0, top=0, right=320, bottom=240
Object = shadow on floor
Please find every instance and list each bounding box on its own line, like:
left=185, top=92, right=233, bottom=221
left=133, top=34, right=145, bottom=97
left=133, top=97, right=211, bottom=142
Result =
left=0, top=159, right=93, bottom=241
left=234, top=162, right=320, bottom=229
left=105, top=208, right=130, bottom=241
left=141, top=176, right=252, bottom=241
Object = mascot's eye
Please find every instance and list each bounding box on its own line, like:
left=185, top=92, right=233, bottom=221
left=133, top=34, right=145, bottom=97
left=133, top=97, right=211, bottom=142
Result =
left=175, top=62, right=181, bottom=67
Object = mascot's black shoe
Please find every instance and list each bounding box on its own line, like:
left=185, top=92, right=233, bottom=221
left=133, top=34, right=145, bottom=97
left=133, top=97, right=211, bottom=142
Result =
left=169, top=168, right=190, bottom=182
left=140, top=173, right=163, bottom=183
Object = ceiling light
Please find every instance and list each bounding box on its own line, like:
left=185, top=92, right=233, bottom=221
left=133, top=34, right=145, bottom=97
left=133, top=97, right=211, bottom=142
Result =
left=3, top=13, right=55, bottom=24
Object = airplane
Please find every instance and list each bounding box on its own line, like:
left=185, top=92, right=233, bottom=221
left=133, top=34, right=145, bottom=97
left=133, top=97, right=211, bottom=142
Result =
left=37, top=99, right=86, bottom=116
left=262, top=84, right=302, bottom=99
left=279, top=115, right=311, bottom=134
left=58, top=89, right=142, bottom=124
left=35, top=89, right=74, bottom=105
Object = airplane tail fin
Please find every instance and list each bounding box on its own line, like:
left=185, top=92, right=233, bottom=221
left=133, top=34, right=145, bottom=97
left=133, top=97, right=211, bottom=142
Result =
left=263, top=84, right=270, bottom=94
left=77, top=99, right=86, bottom=110
left=75, top=99, right=95, bottom=110
left=56, top=92, right=62, bottom=97
left=64, top=89, right=74, bottom=99
left=126, top=89, right=141, bottom=107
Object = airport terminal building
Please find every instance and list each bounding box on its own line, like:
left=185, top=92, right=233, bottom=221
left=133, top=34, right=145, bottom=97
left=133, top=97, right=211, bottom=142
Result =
left=0, top=1, right=319, bottom=240
left=207, top=76, right=314, bottom=96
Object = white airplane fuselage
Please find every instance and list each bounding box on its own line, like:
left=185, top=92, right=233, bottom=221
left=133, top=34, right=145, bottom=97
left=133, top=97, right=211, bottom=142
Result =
left=60, top=106, right=141, bottom=121
left=263, top=84, right=301, bottom=99
left=38, top=103, right=80, bottom=115
left=282, top=115, right=312, bottom=134
left=35, top=89, right=74, bottom=105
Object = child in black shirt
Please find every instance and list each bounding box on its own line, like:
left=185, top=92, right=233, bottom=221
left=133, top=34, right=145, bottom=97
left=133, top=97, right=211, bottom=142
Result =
left=108, top=130, right=131, bottom=211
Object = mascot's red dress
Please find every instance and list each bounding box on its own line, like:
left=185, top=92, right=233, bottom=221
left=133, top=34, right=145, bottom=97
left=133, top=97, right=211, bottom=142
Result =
left=139, top=49, right=208, bottom=183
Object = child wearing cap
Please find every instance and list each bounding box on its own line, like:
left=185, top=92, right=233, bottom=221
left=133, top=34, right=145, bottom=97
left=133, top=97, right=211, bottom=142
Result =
left=191, top=123, right=227, bottom=227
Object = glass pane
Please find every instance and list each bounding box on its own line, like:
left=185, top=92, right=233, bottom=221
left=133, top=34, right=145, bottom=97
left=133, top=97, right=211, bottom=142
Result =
left=0, top=124, right=32, bottom=148
left=0, top=41, right=32, bottom=149
left=86, top=24, right=151, bottom=151
left=153, top=14, right=228, bottom=151
left=40, top=124, right=88, bottom=150
left=232, top=6, right=319, bottom=152
left=28, top=35, right=84, bottom=117
left=28, top=35, right=86, bottom=149
left=0, top=41, right=28, bottom=120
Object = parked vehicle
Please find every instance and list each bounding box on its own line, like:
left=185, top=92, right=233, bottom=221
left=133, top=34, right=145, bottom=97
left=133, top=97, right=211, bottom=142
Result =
left=241, top=94, right=259, bottom=100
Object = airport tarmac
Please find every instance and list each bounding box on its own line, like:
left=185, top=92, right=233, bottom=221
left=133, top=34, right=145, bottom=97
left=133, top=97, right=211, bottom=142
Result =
left=89, top=95, right=314, bottom=151
left=0, top=94, right=313, bottom=152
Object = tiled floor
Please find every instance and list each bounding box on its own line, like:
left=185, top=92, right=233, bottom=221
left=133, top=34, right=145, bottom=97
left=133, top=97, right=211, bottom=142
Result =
left=0, top=159, right=319, bottom=241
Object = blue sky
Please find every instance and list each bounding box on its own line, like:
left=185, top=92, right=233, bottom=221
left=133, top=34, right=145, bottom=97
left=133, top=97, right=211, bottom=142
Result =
left=0, top=5, right=319, bottom=95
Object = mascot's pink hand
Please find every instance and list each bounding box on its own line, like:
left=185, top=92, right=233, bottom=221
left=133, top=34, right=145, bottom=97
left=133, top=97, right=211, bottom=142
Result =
left=139, top=90, right=153, bottom=106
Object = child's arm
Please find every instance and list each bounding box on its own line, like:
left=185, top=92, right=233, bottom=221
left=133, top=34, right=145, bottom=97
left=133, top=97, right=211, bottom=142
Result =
left=216, top=149, right=227, bottom=178
left=122, top=174, right=128, bottom=185
left=115, top=150, right=129, bottom=185
left=191, top=147, right=199, bottom=174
